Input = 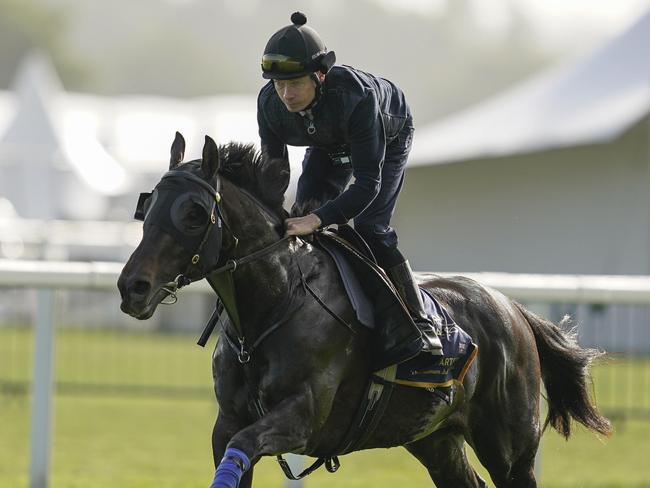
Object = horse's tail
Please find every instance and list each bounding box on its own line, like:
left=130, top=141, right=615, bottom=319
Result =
left=514, top=302, right=613, bottom=439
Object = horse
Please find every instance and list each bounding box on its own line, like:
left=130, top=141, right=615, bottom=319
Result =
left=117, top=133, right=612, bottom=488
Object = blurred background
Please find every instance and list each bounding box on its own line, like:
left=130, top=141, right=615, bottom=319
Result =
left=1, top=0, right=649, bottom=486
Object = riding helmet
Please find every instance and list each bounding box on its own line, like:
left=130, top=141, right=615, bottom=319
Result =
left=261, top=12, right=336, bottom=80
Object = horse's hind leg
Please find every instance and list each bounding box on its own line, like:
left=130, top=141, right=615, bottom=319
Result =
left=467, top=403, right=540, bottom=487
left=405, top=428, right=487, bottom=488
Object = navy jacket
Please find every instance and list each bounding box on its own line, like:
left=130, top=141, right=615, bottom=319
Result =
left=257, top=65, right=412, bottom=226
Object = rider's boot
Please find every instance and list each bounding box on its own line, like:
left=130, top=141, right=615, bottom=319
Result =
left=386, top=260, right=444, bottom=355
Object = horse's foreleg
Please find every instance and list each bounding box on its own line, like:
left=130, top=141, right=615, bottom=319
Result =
left=213, top=412, right=244, bottom=467
left=210, top=412, right=256, bottom=488
left=210, top=388, right=318, bottom=488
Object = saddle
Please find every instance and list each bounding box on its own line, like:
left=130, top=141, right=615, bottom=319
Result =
left=315, top=225, right=477, bottom=381
left=314, top=227, right=422, bottom=371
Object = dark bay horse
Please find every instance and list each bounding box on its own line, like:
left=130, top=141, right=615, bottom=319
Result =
left=117, top=133, right=612, bottom=488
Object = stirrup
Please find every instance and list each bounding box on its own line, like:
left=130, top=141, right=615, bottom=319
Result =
left=416, top=320, right=444, bottom=355
left=421, top=335, right=444, bottom=355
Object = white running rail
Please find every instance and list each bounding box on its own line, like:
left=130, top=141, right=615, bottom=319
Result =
left=3, top=259, right=650, bottom=488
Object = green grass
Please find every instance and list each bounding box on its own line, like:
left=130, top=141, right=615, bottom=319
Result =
left=1, top=326, right=649, bottom=487
left=0, top=326, right=212, bottom=392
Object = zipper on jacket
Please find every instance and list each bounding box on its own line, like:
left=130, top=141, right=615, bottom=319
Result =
left=300, top=109, right=316, bottom=135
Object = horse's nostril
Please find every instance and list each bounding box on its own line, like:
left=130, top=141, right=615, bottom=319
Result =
left=132, top=280, right=151, bottom=297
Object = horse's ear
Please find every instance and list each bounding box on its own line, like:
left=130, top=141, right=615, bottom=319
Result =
left=170, top=131, right=185, bottom=169
left=201, top=135, right=220, bottom=179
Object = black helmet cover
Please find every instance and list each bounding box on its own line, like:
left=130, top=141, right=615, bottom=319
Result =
left=261, top=12, right=336, bottom=80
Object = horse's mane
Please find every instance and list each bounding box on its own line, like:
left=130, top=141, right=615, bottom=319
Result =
left=214, top=142, right=290, bottom=219
left=185, top=142, right=323, bottom=219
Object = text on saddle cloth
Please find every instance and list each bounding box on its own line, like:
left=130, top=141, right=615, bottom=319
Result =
left=395, top=288, right=477, bottom=390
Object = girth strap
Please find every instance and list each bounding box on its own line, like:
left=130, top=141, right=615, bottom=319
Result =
left=334, top=365, right=397, bottom=455
left=262, top=367, right=398, bottom=480
left=277, top=455, right=340, bottom=480
left=251, top=397, right=340, bottom=480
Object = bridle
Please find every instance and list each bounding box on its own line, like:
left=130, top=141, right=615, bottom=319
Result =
left=135, top=169, right=226, bottom=300
left=135, top=168, right=297, bottom=338
left=150, top=170, right=289, bottom=301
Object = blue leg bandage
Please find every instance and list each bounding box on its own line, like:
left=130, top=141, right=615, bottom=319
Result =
left=209, top=448, right=251, bottom=488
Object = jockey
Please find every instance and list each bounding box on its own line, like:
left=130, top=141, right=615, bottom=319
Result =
left=257, top=12, right=442, bottom=355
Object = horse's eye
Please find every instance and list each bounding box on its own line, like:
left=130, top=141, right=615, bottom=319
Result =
left=186, top=204, right=208, bottom=228
left=170, top=194, right=209, bottom=235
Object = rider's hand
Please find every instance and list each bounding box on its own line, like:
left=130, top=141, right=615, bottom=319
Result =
left=284, top=213, right=322, bottom=237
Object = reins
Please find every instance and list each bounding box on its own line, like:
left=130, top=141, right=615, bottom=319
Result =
left=210, top=235, right=292, bottom=275
left=206, top=238, right=357, bottom=363
left=155, top=234, right=291, bottom=306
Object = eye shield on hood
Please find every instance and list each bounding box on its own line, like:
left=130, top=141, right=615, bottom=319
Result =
left=134, top=170, right=223, bottom=271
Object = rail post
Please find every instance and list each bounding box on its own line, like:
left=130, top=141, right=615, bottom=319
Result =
left=28, top=288, right=56, bottom=488
left=285, top=454, right=305, bottom=488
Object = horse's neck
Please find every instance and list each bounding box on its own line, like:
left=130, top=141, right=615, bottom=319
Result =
left=223, top=182, right=281, bottom=258
left=219, top=184, right=294, bottom=328
left=234, top=247, right=297, bottom=326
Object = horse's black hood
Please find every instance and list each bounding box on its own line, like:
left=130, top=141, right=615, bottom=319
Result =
left=134, top=170, right=223, bottom=273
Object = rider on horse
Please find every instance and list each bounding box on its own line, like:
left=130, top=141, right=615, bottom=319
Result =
left=257, top=12, right=443, bottom=355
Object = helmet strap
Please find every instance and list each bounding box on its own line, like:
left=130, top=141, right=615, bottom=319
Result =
left=302, top=73, right=324, bottom=111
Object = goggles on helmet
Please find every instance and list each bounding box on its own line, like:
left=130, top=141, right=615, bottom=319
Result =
left=261, top=54, right=308, bottom=75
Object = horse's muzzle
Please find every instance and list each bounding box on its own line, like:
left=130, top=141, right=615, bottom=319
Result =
left=117, top=273, right=156, bottom=319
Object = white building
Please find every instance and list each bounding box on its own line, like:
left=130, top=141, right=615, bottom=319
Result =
left=398, top=10, right=650, bottom=276
left=0, top=52, right=265, bottom=223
